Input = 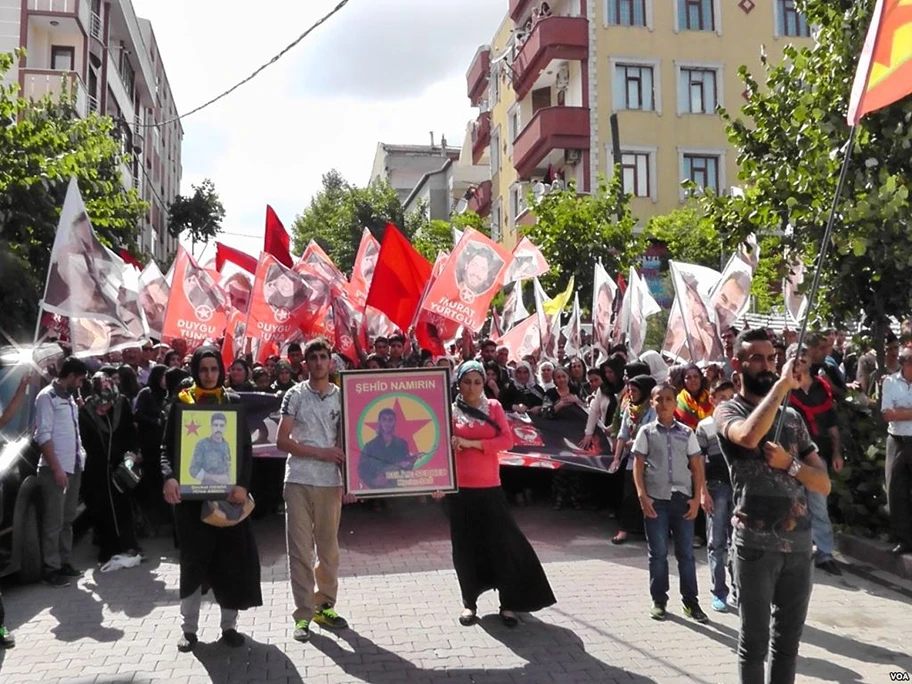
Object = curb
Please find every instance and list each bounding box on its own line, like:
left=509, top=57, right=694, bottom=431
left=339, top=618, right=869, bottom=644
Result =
left=836, top=532, right=912, bottom=581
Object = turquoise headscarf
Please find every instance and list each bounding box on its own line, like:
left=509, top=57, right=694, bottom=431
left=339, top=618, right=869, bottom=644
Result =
left=456, top=360, right=485, bottom=382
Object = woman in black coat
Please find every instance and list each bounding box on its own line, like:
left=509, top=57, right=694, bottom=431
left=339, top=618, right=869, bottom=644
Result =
left=79, top=372, right=140, bottom=563
left=161, top=346, right=262, bottom=653
left=134, top=364, right=168, bottom=529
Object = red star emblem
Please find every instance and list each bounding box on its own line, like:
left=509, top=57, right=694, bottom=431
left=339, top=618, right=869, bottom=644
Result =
left=185, top=420, right=200, bottom=435
left=365, top=398, right=433, bottom=454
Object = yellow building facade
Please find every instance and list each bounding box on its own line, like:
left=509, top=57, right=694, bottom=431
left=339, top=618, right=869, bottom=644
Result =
left=465, top=0, right=813, bottom=246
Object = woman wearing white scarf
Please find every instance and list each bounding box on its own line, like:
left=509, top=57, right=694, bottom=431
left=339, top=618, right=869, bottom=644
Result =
left=638, top=350, right=669, bottom=384
left=538, top=361, right=555, bottom=391
left=499, top=361, right=545, bottom=415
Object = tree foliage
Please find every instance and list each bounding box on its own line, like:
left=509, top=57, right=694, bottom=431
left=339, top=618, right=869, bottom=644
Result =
left=167, top=178, right=225, bottom=243
left=410, top=208, right=490, bottom=261
left=701, top=0, right=912, bottom=348
left=524, top=173, right=643, bottom=297
left=292, top=170, right=423, bottom=275
left=0, top=50, right=148, bottom=341
left=645, top=202, right=724, bottom=270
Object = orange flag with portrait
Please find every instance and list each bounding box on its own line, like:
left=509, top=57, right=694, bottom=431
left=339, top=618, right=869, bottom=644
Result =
left=848, top=0, right=912, bottom=124
left=348, top=228, right=381, bottom=307
left=161, top=246, right=229, bottom=347
left=419, top=228, right=513, bottom=333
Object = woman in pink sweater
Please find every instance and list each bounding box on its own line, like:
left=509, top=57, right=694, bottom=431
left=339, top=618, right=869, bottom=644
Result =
left=437, top=361, right=556, bottom=627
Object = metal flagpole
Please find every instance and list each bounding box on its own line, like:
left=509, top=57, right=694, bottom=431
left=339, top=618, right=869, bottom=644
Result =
left=773, top=125, right=858, bottom=441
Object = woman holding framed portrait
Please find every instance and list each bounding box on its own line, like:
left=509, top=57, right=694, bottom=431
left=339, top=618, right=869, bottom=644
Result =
left=161, top=346, right=262, bottom=653
left=435, top=361, right=556, bottom=628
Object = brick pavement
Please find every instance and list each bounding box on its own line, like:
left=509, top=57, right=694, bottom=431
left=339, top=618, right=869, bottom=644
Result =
left=1, top=499, right=911, bottom=684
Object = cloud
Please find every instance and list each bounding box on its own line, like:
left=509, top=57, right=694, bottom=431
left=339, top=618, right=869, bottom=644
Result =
left=131, top=0, right=500, bottom=261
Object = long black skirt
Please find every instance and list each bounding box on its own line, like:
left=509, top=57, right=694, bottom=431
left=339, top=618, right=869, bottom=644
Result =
left=448, top=487, right=556, bottom=612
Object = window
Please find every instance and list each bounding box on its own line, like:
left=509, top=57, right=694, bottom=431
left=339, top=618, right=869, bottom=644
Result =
left=621, top=152, right=651, bottom=197
left=777, top=0, right=810, bottom=38
left=508, top=106, right=521, bottom=144
left=491, top=199, right=503, bottom=242
left=490, top=127, right=501, bottom=174
left=682, top=154, right=720, bottom=194
left=678, top=67, right=718, bottom=114
left=510, top=184, right=527, bottom=224
left=614, top=64, right=654, bottom=111
left=50, top=45, right=75, bottom=71
left=677, top=0, right=714, bottom=31
left=606, top=0, right=646, bottom=27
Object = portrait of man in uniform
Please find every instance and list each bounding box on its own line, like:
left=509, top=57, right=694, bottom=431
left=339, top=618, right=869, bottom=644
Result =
left=189, top=412, right=233, bottom=485
left=358, top=408, right=418, bottom=489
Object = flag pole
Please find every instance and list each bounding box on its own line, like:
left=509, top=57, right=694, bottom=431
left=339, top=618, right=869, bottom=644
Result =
left=773, top=125, right=857, bottom=441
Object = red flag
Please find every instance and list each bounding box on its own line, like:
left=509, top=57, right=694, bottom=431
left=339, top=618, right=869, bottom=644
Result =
left=119, top=249, right=142, bottom=270
left=161, top=246, right=229, bottom=346
left=415, top=252, right=460, bottom=356
left=504, top=236, right=549, bottom=283
left=420, top=228, right=513, bottom=333
left=299, top=240, right=348, bottom=296
left=848, top=0, right=912, bottom=124
left=348, top=228, right=381, bottom=306
left=264, top=205, right=293, bottom=267
left=495, top=314, right=540, bottom=363
left=331, top=294, right=369, bottom=365
left=366, top=224, right=432, bottom=331
left=222, top=308, right=247, bottom=369
left=216, top=242, right=257, bottom=274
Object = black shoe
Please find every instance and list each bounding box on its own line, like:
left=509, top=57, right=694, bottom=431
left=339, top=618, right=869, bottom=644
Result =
left=220, top=629, right=245, bottom=647
left=611, top=533, right=628, bottom=545
left=313, top=603, right=348, bottom=630
left=458, top=609, right=477, bottom=626
left=0, top=626, right=14, bottom=649
left=42, top=571, right=70, bottom=588
left=499, top=610, right=519, bottom=628
left=177, top=632, right=197, bottom=652
left=650, top=602, right=667, bottom=621
left=58, top=563, right=83, bottom=578
left=892, top=543, right=912, bottom=556
left=816, top=560, right=842, bottom=576
left=683, top=602, right=709, bottom=624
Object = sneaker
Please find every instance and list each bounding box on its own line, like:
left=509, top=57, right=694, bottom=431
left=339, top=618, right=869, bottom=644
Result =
left=711, top=596, right=728, bottom=613
left=684, top=602, right=709, bottom=624
left=58, top=563, right=83, bottom=578
left=42, top=571, right=70, bottom=588
left=650, top=602, right=667, bottom=621
left=313, top=603, right=348, bottom=630
left=177, top=632, right=197, bottom=653
left=220, top=628, right=245, bottom=647
left=0, top=626, right=15, bottom=649
left=293, top=619, right=312, bottom=642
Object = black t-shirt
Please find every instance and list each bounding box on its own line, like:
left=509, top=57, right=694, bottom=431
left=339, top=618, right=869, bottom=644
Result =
left=714, top=395, right=817, bottom=553
left=789, top=379, right=837, bottom=464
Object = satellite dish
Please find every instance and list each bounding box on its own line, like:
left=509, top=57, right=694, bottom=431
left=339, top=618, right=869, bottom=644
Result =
left=532, top=182, right=546, bottom=202
left=454, top=198, right=469, bottom=215
left=550, top=179, right=564, bottom=193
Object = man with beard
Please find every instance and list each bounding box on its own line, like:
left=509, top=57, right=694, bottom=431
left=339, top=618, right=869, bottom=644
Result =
left=714, top=329, right=832, bottom=684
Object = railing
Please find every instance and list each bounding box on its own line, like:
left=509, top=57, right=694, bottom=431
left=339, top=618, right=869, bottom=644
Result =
left=21, top=69, right=88, bottom=117
left=90, top=10, right=102, bottom=40
left=87, top=93, right=99, bottom=113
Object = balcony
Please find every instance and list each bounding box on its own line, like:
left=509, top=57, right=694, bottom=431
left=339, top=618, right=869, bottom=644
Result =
left=466, top=46, right=490, bottom=106
left=510, top=0, right=534, bottom=22
left=512, top=16, right=588, bottom=100
left=513, top=106, right=589, bottom=179
left=467, top=180, right=493, bottom=218
left=21, top=69, right=88, bottom=117
left=27, top=0, right=90, bottom=33
left=471, top=111, right=491, bottom=166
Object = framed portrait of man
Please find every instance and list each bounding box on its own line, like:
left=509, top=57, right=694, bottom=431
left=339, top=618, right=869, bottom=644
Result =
left=340, top=368, right=457, bottom=498
left=174, top=403, right=244, bottom=499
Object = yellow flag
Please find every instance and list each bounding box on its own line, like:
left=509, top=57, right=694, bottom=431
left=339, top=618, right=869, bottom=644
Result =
left=542, top=276, right=575, bottom=317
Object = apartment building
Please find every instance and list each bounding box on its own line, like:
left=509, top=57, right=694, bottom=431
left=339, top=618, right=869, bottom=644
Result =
left=0, top=0, right=183, bottom=262
left=466, top=0, right=813, bottom=247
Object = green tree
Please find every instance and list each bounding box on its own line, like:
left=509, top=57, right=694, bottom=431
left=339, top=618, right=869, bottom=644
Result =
left=167, top=178, right=225, bottom=243
left=0, top=51, right=148, bottom=341
left=410, top=209, right=491, bottom=261
left=523, top=174, right=644, bottom=297
left=645, top=202, right=724, bottom=270
left=292, top=170, right=422, bottom=275
left=702, top=0, right=912, bottom=352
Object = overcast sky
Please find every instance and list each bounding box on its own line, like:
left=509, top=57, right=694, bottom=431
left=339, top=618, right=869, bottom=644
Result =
left=132, top=0, right=505, bottom=261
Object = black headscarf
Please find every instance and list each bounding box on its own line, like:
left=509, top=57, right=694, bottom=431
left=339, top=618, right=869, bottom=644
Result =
left=147, top=364, right=168, bottom=400
left=628, top=375, right=657, bottom=405
left=190, top=346, right=225, bottom=388
left=599, top=353, right=627, bottom=396
left=624, top=361, right=650, bottom=380
left=164, top=367, right=191, bottom=396
left=117, top=365, right=140, bottom=399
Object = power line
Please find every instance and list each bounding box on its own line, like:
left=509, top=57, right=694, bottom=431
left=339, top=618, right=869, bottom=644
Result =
left=140, top=0, right=351, bottom=130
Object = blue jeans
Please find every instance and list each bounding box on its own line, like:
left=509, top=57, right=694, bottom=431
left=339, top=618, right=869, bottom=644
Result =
left=643, top=491, right=698, bottom=605
left=706, top=481, right=734, bottom=600
left=807, top=463, right=834, bottom=562
left=734, top=546, right=813, bottom=684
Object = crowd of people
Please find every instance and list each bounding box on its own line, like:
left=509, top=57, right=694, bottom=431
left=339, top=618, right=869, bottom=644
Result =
left=0, top=319, right=908, bottom=684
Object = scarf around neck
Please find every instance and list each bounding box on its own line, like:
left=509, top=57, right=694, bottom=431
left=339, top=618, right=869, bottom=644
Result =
left=178, top=384, right=228, bottom=405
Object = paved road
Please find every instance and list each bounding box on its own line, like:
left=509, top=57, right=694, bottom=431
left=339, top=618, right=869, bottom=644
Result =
left=1, top=499, right=911, bottom=684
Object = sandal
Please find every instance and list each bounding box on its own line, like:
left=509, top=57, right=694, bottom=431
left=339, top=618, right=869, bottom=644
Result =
left=458, top=608, right=477, bottom=626
left=611, top=532, right=628, bottom=545
left=499, top=610, right=519, bottom=628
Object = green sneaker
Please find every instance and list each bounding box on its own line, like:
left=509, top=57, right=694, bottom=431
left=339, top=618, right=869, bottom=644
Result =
left=683, top=601, right=709, bottom=624
left=650, top=602, right=667, bottom=621
left=0, top=626, right=15, bottom=649
left=293, top=619, right=311, bottom=642
left=313, top=603, right=349, bottom=630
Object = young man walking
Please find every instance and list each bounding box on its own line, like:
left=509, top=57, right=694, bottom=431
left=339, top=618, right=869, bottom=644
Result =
left=715, top=329, right=832, bottom=684
left=276, top=338, right=349, bottom=642
left=633, top=383, right=708, bottom=623
left=34, top=357, right=88, bottom=587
